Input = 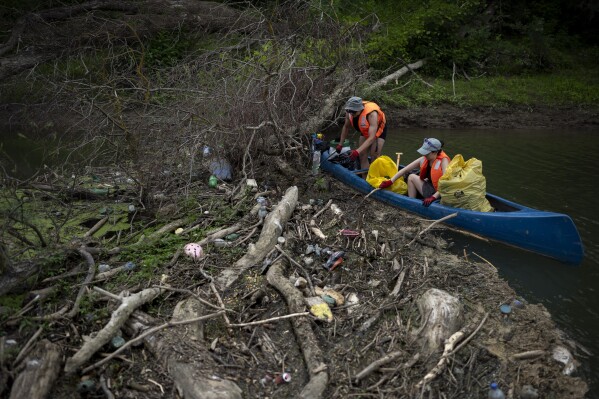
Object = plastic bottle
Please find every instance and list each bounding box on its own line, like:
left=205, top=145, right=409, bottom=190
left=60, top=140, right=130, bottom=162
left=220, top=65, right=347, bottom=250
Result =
left=488, top=382, right=505, bottom=399
left=312, top=150, right=321, bottom=175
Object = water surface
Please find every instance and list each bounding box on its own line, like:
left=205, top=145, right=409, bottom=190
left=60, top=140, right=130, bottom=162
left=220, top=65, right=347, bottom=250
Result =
left=379, top=128, right=599, bottom=392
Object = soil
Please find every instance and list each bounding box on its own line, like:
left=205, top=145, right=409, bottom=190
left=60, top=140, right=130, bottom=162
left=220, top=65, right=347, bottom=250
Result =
left=0, top=160, right=590, bottom=399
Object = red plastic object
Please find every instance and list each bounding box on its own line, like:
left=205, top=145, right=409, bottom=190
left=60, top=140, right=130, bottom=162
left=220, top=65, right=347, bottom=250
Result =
left=339, top=229, right=360, bottom=237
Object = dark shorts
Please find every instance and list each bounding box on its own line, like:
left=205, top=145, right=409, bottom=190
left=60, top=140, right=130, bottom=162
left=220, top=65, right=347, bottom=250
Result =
left=422, top=180, right=436, bottom=198
left=378, top=124, right=387, bottom=140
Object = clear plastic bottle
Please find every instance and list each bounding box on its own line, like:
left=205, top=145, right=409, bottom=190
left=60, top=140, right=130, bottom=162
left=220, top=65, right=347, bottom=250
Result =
left=488, top=382, right=505, bottom=399
left=312, top=151, right=321, bottom=175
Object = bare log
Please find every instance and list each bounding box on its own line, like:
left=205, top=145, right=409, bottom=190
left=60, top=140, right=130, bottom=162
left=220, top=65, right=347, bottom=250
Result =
left=64, top=286, right=163, bottom=374
left=218, top=186, right=298, bottom=289
left=9, top=340, right=61, bottom=399
left=267, top=259, right=328, bottom=399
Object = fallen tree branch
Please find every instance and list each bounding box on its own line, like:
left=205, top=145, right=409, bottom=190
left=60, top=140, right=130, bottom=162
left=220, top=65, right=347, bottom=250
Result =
left=415, top=330, right=465, bottom=389
left=65, top=286, right=164, bottom=374
left=369, top=60, right=426, bottom=90
left=267, top=258, right=328, bottom=399
left=218, top=186, right=298, bottom=289
left=406, top=212, right=458, bottom=247
left=82, top=311, right=224, bottom=374
left=354, top=350, right=403, bottom=382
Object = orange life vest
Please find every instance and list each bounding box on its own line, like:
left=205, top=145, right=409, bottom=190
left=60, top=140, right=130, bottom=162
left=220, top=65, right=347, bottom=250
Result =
left=420, top=151, right=450, bottom=191
left=349, top=101, right=386, bottom=138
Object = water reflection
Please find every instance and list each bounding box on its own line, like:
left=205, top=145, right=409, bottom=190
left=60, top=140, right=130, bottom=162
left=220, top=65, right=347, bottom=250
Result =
left=380, top=128, right=599, bottom=390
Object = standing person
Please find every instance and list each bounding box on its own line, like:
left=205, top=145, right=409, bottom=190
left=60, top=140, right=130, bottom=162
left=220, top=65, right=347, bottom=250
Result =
left=336, top=96, right=387, bottom=171
left=378, top=138, right=450, bottom=207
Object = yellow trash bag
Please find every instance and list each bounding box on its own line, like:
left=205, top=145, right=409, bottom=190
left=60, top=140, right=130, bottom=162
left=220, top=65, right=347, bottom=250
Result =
left=438, top=154, right=494, bottom=212
left=366, top=155, right=408, bottom=195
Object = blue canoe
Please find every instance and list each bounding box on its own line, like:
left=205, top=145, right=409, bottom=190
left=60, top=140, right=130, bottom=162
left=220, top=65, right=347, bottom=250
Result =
left=320, top=151, right=584, bottom=264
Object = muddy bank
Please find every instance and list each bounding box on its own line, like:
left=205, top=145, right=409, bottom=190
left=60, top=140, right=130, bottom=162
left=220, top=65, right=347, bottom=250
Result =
left=0, top=163, right=589, bottom=398
left=387, top=105, right=599, bottom=129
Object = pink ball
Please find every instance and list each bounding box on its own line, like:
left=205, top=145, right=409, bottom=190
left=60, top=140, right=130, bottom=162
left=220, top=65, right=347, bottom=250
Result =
left=184, top=243, right=204, bottom=259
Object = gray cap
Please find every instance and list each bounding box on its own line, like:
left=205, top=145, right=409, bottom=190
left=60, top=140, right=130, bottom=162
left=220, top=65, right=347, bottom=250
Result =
left=344, top=96, right=364, bottom=112
left=417, top=138, right=442, bottom=155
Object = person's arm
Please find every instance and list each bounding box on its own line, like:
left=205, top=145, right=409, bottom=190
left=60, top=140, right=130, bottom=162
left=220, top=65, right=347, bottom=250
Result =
left=355, top=112, right=378, bottom=155
left=389, top=158, right=423, bottom=183
left=337, top=114, right=352, bottom=151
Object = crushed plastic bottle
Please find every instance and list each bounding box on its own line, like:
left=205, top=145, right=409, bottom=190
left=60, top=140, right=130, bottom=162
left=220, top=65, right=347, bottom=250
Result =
left=110, top=335, right=126, bottom=349
left=98, top=264, right=111, bottom=273
left=208, top=175, right=218, bottom=188
left=124, top=261, right=136, bottom=271
left=488, top=382, right=505, bottom=399
left=258, top=205, right=268, bottom=220
left=323, top=250, right=345, bottom=271
left=312, top=151, right=321, bottom=175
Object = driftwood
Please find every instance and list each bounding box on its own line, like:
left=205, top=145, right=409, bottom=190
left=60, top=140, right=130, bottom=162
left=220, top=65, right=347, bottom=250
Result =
left=267, top=259, right=329, bottom=399
left=218, top=186, right=298, bottom=289
left=123, top=305, right=242, bottom=399
left=369, top=60, right=426, bottom=89
left=354, top=351, right=403, bottom=382
left=64, top=286, right=163, bottom=374
left=416, top=288, right=463, bottom=355
left=415, top=331, right=465, bottom=389
left=9, top=339, right=61, bottom=399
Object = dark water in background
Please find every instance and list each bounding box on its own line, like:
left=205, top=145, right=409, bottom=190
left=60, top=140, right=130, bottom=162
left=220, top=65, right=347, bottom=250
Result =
left=376, top=128, right=599, bottom=392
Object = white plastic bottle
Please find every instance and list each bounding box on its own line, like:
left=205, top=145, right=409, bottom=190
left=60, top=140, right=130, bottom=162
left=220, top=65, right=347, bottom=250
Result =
left=312, top=151, right=321, bottom=175
left=488, top=382, right=505, bottom=399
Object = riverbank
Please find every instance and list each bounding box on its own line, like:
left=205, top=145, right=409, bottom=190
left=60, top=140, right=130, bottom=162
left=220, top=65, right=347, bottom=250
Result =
left=0, top=159, right=590, bottom=398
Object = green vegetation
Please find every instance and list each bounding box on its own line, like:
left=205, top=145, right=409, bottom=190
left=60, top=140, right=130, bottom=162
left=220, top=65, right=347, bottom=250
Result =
left=376, top=66, right=599, bottom=107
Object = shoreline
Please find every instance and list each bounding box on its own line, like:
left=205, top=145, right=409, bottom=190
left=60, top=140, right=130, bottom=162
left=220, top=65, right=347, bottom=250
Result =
left=386, top=104, right=599, bottom=129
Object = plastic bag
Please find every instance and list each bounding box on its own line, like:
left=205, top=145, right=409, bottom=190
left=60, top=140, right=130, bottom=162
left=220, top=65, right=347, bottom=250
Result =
left=438, top=154, right=494, bottom=212
left=366, top=155, right=408, bottom=195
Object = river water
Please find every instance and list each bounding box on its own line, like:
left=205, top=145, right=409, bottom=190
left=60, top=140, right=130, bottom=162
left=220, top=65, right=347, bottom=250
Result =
left=376, top=128, right=598, bottom=392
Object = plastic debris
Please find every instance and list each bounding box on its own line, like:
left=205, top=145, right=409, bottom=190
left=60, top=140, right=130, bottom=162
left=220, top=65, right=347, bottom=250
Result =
left=339, top=229, right=360, bottom=237
left=274, top=372, right=292, bottom=384
left=111, top=336, right=126, bottom=349
left=175, top=227, right=184, bottom=235
left=322, top=289, right=344, bottom=306
left=5, top=339, right=17, bottom=346
left=258, top=206, right=268, bottom=220
left=26, top=359, right=40, bottom=368
left=77, top=379, right=96, bottom=393
left=552, top=345, right=577, bottom=375
left=322, top=295, right=336, bottom=306
left=303, top=257, right=314, bottom=267
left=124, top=261, right=136, bottom=271
left=512, top=299, right=525, bottom=309
left=330, top=203, right=343, bottom=215
left=209, top=159, right=232, bottom=180
left=213, top=239, right=229, bottom=247
left=98, top=264, right=110, bottom=273
left=520, top=385, right=539, bottom=399
left=184, top=243, right=204, bottom=259
left=202, top=146, right=211, bottom=157
left=309, top=303, right=333, bottom=322
left=323, top=251, right=345, bottom=271
left=294, top=277, right=307, bottom=289
left=305, top=244, right=315, bottom=255
left=225, top=233, right=240, bottom=241
left=499, top=304, right=512, bottom=316
left=256, top=196, right=267, bottom=205
left=346, top=293, right=359, bottom=314
left=277, top=236, right=286, bottom=244
left=208, top=175, right=218, bottom=188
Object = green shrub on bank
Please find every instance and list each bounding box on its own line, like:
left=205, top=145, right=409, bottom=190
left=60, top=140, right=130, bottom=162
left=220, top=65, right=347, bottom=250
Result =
left=376, top=66, right=599, bottom=108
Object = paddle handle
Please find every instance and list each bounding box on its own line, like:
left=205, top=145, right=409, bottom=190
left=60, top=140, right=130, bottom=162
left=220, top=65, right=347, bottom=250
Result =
left=396, top=152, right=403, bottom=167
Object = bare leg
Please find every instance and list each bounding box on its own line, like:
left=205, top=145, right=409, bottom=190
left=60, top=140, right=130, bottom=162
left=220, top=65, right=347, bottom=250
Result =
left=407, top=174, right=425, bottom=198
left=358, top=136, right=370, bottom=172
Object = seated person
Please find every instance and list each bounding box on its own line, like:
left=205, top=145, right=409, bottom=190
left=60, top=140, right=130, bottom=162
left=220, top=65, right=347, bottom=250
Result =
left=379, top=138, right=450, bottom=207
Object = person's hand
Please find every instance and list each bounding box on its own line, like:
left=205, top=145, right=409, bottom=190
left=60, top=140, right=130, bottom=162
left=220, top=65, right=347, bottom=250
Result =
left=335, top=144, right=343, bottom=153
left=379, top=180, right=393, bottom=189
left=422, top=196, right=436, bottom=207
left=349, top=150, right=360, bottom=161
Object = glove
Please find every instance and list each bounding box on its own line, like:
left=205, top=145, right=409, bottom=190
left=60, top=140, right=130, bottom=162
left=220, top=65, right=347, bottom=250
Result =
left=422, top=196, right=436, bottom=207
left=379, top=180, right=393, bottom=189
left=335, top=144, right=343, bottom=153
left=349, top=150, right=360, bottom=161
